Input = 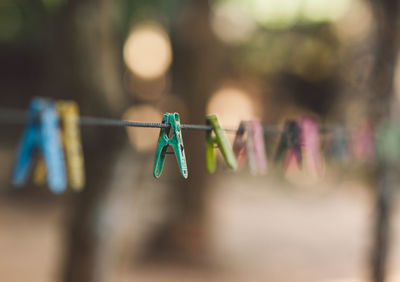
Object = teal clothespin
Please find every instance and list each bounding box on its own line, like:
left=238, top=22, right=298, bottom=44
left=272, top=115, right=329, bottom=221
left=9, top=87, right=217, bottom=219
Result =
left=206, top=114, right=237, bottom=173
left=153, top=113, right=188, bottom=179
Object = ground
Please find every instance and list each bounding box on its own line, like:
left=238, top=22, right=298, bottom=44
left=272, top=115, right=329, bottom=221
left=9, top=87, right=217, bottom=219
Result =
left=0, top=173, right=399, bottom=282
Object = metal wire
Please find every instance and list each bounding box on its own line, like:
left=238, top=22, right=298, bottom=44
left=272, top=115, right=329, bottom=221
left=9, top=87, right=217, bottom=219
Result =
left=0, top=107, right=288, bottom=134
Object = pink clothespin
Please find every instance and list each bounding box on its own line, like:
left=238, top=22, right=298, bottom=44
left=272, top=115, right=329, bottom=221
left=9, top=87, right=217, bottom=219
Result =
left=247, top=120, right=267, bottom=175
left=299, top=116, right=322, bottom=175
left=233, top=120, right=267, bottom=175
left=350, top=119, right=375, bottom=162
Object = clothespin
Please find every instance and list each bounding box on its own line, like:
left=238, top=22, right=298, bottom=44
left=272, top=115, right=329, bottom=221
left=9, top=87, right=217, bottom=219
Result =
left=56, top=101, right=85, bottom=190
left=350, top=119, right=375, bottom=162
left=32, top=101, right=85, bottom=191
left=153, top=113, right=188, bottom=178
left=274, top=120, right=302, bottom=170
left=233, top=120, right=267, bottom=175
left=206, top=114, right=237, bottom=173
left=328, top=125, right=349, bottom=164
left=12, top=98, right=66, bottom=193
left=376, top=120, right=400, bottom=165
left=299, top=116, right=321, bottom=175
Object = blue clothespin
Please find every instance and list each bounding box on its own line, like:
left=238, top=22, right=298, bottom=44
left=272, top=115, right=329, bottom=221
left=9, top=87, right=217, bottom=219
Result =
left=12, top=98, right=66, bottom=194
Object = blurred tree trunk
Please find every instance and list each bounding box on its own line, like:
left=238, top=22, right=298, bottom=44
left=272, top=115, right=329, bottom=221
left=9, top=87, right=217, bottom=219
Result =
left=368, top=1, right=399, bottom=282
left=45, top=0, right=132, bottom=282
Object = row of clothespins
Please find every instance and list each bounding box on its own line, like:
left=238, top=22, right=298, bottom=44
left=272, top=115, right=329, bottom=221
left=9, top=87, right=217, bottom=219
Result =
left=10, top=97, right=391, bottom=194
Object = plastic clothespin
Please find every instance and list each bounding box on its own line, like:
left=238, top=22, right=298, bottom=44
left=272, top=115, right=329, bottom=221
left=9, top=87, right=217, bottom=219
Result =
left=233, top=120, right=267, bottom=175
left=329, top=125, right=349, bottom=164
left=206, top=114, right=237, bottom=173
left=274, top=120, right=302, bottom=170
left=56, top=101, right=85, bottom=190
left=12, top=98, right=66, bottom=193
left=32, top=101, right=85, bottom=190
left=376, top=120, right=400, bottom=165
left=153, top=113, right=188, bottom=179
left=299, top=116, right=322, bottom=175
left=350, top=119, right=375, bottom=162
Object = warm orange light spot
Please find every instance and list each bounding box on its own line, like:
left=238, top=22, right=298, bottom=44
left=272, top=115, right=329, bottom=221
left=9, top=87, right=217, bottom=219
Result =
left=207, top=86, right=256, bottom=129
left=123, top=23, right=172, bottom=80
left=123, top=105, right=162, bottom=152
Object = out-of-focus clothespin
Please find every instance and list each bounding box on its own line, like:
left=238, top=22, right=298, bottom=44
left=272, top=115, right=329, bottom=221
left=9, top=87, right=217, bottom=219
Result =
left=299, top=116, right=321, bottom=176
left=206, top=114, right=237, bottom=173
left=56, top=101, right=85, bottom=190
left=233, top=120, right=267, bottom=175
left=328, top=125, right=349, bottom=164
left=376, top=120, right=400, bottom=165
left=12, top=97, right=66, bottom=193
left=154, top=113, right=188, bottom=178
left=275, top=120, right=302, bottom=170
left=350, top=119, right=375, bottom=163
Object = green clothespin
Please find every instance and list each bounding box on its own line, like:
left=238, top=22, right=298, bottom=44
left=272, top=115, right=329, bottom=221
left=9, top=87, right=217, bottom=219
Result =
left=154, top=113, right=188, bottom=179
left=206, top=114, right=237, bottom=173
left=376, top=120, right=400, bottom=165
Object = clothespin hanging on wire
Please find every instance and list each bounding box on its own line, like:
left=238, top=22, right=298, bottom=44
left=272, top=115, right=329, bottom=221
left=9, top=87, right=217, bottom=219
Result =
left=206, top=114, right=237, bottom=173
left=153, top=113, right=188, bottom=178
left=299, top=116, right=322, bottom=175
left=328, top=125, right=349, bottom=164
left=33, top=101, right=85, bottom=190
left=376, top=119, right=400, bottom=165
left=274, top=120, right=302, bottom=170
left=350, top=119, right=375, bottom=162
left=233, top=120, right=267, bottom=175
left=12, top=97, right=66, bottom=193
left=57, top=101, right=85, bottom=190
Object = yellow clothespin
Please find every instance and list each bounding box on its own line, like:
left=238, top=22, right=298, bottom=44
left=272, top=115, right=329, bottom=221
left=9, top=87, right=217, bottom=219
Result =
left=57, top=101, right=85, bottom=191
left=33, top=101, right=85, bottom=191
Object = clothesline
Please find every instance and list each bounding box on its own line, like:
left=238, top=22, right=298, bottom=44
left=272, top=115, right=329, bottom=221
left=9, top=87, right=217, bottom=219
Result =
left=0, top=107, right=300, bottom=135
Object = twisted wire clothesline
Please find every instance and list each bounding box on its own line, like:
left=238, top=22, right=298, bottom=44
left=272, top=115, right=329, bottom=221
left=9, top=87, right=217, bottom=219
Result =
left=0, top=108, right=284, bottom=135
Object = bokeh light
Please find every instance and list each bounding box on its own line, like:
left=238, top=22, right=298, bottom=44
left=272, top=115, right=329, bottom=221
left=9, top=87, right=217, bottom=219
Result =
left=333, top=0, right=373, bottom=43
left=123, top=105, right=162, bottom=152
left=207, top=86, right=257, bottom=128
left=250, top=0, right=301, bottom=29
left=302, top=0, right=352, bottom=23
left=123, top=22, right=172, bottom=80
left=211, top=1, right=256, bottom=44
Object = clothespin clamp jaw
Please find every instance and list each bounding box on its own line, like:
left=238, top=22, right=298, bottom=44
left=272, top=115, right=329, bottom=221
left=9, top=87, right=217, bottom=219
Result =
left=205, top=114, right=237, bottom=173
left=275, top=120, right=302, bottom=169
left=12, top=97, right=66, bottom=193
left=153, top=113, right=188, bottom=179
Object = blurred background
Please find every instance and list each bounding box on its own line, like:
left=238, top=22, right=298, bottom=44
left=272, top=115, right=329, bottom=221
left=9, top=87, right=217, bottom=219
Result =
left=0, top=0, right=400, bottom=281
